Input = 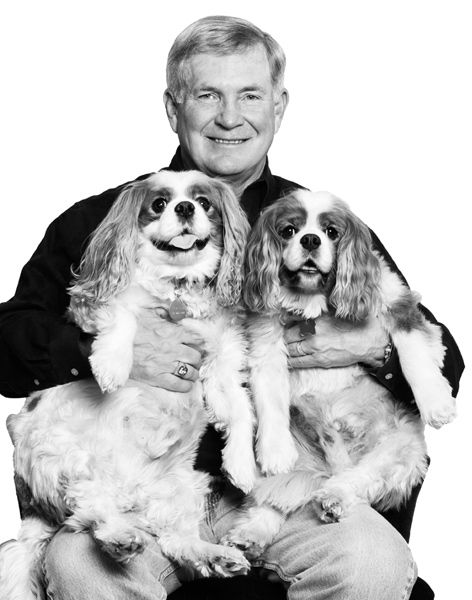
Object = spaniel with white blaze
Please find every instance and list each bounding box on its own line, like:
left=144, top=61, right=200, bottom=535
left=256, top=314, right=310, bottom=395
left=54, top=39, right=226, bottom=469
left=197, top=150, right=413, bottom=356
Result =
left=224, top=189, right=456, bottom=557
left=0, top=171, right=256, bottom=600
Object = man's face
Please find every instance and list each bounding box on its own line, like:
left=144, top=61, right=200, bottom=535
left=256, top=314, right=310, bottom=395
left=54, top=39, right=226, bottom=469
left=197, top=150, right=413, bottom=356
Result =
left=165, top=45, right=288, bottom=185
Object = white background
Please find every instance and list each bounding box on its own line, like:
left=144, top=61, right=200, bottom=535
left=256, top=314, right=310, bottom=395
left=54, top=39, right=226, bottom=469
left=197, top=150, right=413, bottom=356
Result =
left=0, top=1, right=470, bottom=598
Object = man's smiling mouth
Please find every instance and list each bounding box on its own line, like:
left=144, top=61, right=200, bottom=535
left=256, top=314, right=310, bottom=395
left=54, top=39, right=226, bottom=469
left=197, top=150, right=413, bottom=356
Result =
left=208, top=137, right=248, bottom=145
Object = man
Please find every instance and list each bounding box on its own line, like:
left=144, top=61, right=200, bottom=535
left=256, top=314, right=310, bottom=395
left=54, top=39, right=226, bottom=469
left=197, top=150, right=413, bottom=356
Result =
left=0, top=15, right=463, bottom=600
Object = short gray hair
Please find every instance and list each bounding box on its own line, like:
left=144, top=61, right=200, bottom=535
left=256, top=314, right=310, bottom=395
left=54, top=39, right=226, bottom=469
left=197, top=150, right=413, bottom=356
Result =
left=166, top=15, right=286, bottom=101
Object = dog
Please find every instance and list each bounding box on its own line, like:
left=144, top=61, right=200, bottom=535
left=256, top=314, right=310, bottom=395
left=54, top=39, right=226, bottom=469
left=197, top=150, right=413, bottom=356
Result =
left=0, top=170, right=256, bottom=599
left=223, top=189, right=456, bottom=556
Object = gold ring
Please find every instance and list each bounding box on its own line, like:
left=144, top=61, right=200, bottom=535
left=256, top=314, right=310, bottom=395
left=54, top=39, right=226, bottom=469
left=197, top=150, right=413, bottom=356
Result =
left=175, top=362, right=189, bottom=378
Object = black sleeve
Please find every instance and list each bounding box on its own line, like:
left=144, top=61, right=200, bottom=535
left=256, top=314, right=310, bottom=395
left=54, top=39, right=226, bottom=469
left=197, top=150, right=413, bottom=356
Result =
left=0, top=175, right=154, bottom=399
left=366, top=229, right=464, bottom=403
left=0, top=210, right=93, bottom=398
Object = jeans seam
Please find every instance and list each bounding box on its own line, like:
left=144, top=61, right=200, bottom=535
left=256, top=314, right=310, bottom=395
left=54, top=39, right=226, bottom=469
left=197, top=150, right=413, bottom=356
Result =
left=157, top=562, right=180, bottom=586
left=401, top=549, right=418, bottom=600
left=41, top=551, right=55, bottom=600
left=252, top=558, right=297, bottom=585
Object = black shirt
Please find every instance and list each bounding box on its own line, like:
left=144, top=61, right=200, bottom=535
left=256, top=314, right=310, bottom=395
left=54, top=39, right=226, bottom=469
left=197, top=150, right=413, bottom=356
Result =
left=0, top=148, right=464, bottom=540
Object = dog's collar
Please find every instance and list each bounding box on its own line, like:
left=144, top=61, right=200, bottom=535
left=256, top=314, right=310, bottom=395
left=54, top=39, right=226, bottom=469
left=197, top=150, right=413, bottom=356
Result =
left=168, top=277, right=212, bottom=322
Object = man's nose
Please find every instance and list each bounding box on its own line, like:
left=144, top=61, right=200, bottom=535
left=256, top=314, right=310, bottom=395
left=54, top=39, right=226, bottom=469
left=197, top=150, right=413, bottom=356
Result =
left=300, top=234, right=321, bottom=251
left=214, top=99, right=244, bottom=129
left=175, top=201, right=195, bottom=220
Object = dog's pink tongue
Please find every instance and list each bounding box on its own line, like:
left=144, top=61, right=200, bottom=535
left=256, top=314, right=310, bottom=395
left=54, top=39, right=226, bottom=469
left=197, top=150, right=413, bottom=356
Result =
left=170, top=234, right=198, bottom=249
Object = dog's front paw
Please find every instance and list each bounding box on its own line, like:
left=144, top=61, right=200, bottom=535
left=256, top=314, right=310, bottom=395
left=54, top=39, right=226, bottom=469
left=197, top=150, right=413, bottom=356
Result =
left=418, top=393, right=457, bottom=429
left=93, top=523, right=145, bottom=563
left=222, top=446, right=257, bottom=494
left=90, top=349, right=132, bottom=393
left=192, top=544, right=250, bottom=578
left=257, top=429, right=298, bottom=475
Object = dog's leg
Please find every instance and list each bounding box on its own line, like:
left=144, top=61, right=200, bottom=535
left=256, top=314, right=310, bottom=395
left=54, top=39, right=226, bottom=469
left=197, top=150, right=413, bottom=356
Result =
left=391, top=324, right=456, bottom=428
left=381, top=284, right=456, bottom=428
left=0, top=515, right=58, bottom=600
left=89, top=304, right=138, bottom=393
left=64, top=480, right=144, bottom=563
left=222, top=503, right=286, bottom=559
left=248, top=316, right=298, bottom=475
left=184, top=315, right=257, bottom=493
left=312, top=416, right=428, bottom=522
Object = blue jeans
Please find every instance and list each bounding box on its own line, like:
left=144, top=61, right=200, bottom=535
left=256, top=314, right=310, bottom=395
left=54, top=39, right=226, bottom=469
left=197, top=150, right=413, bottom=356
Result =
left=43, top=486, right=417, bottom=600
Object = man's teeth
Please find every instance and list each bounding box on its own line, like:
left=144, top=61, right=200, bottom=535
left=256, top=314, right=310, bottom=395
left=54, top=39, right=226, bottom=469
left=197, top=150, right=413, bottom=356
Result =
left=212, top=138, right=245, bottom=145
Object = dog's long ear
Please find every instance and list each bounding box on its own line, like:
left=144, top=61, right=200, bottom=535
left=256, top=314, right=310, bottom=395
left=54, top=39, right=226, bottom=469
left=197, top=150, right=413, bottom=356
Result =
left=329, top=209, right=381, bottom=321
left=69, top=182, right=148, bottom=309
left=243, top=204, right=284, bottom=313
left=211, top=180, right=251, bottom=306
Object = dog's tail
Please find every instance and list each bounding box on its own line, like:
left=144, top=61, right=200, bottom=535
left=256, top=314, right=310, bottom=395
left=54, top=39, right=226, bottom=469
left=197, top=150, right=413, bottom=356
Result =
left=0, top=515, right=58, bottom=600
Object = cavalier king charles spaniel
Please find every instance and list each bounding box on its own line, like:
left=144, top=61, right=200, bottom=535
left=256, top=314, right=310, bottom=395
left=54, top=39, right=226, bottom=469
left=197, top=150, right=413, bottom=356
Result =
left=0, top=171, right=255, bottom=600
left=223, top=189, right=456, bottom=557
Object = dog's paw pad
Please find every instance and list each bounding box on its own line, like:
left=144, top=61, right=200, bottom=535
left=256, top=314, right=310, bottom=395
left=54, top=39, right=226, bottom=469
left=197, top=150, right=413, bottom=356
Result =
left=193, top=546, right=250, bottom=578
left=222, top=534, right=265, bottom=560
left=94, top=528, right=145, bottom=562
left=320, top=500, right=344, bottom=523
left=313, top=490, right=347, bottom=523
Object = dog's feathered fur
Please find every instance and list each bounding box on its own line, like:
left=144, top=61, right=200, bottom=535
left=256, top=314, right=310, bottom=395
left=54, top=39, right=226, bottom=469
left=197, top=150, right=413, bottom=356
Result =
left=224, top=189, right=456, bottom=556
left=0, top=171, right=256, bottom=599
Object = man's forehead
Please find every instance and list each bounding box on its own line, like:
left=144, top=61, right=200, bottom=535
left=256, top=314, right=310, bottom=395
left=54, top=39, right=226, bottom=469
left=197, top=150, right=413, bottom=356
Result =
left=186, top=46, right=273, bottom=89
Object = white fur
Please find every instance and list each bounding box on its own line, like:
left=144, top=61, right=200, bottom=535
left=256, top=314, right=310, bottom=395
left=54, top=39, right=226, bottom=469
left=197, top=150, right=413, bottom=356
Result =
left=225, top=189, right=455, bottom=556
left=1, top=171, right=254, bottom=598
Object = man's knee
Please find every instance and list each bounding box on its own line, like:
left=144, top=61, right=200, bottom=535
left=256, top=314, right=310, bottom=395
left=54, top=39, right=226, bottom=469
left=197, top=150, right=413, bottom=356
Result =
left=44, top=528, right=172, bottom=600
left=336, top=508, right=417, bottom=599
left=44, top=529, right=115, bottom=598
left=264, top=504, right=417, bottom=600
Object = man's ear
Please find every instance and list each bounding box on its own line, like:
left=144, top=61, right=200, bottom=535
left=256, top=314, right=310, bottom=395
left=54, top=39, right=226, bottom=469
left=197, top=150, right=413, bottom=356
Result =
left=163, top=90, right=179, bottom=133
left=274, top=88, right=289, bottom=133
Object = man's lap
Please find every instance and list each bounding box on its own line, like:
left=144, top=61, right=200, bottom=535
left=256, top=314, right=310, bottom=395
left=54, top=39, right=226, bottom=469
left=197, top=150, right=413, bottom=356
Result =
left=44, top=486, right=417, bottom=600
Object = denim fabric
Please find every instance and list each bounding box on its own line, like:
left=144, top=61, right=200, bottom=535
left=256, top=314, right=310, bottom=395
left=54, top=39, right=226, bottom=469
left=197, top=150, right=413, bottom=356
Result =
left=43, top=487, right=417, bottom=600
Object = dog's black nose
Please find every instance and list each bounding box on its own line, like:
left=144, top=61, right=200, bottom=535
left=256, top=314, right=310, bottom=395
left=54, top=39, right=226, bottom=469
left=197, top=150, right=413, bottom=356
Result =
left=300, top=234, right=321, bottom=251
left=175, top=201, right=195, bottom=219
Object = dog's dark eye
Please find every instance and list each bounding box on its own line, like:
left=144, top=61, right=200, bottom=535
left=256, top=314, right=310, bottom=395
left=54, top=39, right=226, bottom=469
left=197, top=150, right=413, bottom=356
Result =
left=280, top=225, right=297, bottom=239
left=196, top=196, right=211, bottom=212
left=325, top=226, right=338, bottom=240
left=151, top=197, right=167, bottom=213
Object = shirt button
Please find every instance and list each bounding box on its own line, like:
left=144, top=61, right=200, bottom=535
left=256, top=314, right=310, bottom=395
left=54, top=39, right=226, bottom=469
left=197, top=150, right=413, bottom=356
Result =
left=71, top=368, right=79, bottom=376
left=33, top=379, right=40, bottom=386
left=384, top=373, right=393, bottom=380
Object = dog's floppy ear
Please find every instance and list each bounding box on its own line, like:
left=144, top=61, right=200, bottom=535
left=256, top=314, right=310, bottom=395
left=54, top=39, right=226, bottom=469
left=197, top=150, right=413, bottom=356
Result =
left=211, top=179, right=250, bottom=306
left=69, top=181, right=148, bottom=310
left=243, top=203, right=284, bottom=312
left=329, top=208, right=381, bottom=320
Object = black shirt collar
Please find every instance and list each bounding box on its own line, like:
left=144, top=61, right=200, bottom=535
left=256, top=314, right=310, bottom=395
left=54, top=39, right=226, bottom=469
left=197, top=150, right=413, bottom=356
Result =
left=166, top=147, right=276, bottom=226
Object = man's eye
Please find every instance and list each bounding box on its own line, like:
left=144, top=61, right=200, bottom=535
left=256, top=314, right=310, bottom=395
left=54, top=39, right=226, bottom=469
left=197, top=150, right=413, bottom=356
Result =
left=151, top=198, right=167, bottom=213
left=280, top=225, right=297, bottom=239
left=243, top=93, right=261, bottom=101
left=198, top=92, right=218, bottom=102
left=196, top=196, right=211, bottom=211
left=325, top=226, right=338, bottom=240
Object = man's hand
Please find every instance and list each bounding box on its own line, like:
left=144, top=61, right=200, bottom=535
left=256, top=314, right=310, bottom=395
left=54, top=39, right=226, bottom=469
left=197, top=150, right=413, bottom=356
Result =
left=286, top=314, right=388, bottom=369
left=130, top=309, right=203, bottom=392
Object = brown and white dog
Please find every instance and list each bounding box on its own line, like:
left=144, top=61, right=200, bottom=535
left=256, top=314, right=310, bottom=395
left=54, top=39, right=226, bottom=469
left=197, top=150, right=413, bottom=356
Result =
left=224, top=189, right=456, bottom=556
left=0, top=171, right=255, bottom=599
